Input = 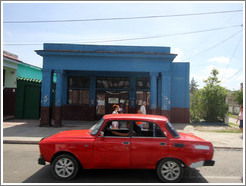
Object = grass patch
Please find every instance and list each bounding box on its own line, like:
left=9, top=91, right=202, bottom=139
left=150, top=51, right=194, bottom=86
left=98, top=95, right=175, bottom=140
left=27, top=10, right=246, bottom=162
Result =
left=227, top=113, right=238, bottom=118
left=229, top=122, right=239, bottom=127
left=209, top=130, right=241, bottom=133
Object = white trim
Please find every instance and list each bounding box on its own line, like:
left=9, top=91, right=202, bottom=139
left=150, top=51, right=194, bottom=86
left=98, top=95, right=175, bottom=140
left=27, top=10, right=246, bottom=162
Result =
left=190, top=161, right=205, bottom=168
left=3, top=56, right=21, bottom=65
left=194, top=145, right=210, bottom=150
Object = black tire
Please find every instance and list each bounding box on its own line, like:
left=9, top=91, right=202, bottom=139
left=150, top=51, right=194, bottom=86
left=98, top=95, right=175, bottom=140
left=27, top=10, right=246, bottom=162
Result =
left=51, top=154, right=79, bottom=180
left=157, top=158, right=184, bottom=183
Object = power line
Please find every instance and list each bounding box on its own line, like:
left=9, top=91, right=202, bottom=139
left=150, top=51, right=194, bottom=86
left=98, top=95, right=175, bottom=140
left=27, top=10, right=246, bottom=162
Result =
left=184, top=29, right=243, bottom=61
left=184, top=12, right=239, bottom=59
left=3, top=10, right=243, bottom=24
left=220, top=33, right=243, bottom=80
left=3, top=24, right=243, bottom=46
left=221, top=68, right=243, bottom=84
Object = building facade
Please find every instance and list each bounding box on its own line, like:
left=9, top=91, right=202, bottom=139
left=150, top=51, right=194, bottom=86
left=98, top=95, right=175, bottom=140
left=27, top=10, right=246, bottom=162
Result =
left=3, top=50, right=44, bottom=119
left=3, top=51, right=21, bottom=116
left=36, top=43, right=190, bottom=126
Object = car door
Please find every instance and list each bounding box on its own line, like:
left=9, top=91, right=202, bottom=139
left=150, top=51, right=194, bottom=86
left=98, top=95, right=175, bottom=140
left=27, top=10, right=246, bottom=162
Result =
left=131, top=121, right=169, bottom=168
left=93, top=120, right=131, bottom=168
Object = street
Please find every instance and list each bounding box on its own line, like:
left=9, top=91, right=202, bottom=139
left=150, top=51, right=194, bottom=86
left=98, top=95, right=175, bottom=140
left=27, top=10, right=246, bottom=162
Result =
left=3, top=144, right=243, bottom=183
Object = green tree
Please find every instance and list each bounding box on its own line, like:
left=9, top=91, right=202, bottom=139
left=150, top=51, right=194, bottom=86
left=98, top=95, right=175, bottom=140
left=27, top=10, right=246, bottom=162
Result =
left=190, top=89, right=203, bottom=123
left=233, top=88, right=243, bottom=106
left=200, top=69, right=228, bottom=122
left=190, top=69, right=229, bottom=123
left=190, top=78, right=199, bottom=94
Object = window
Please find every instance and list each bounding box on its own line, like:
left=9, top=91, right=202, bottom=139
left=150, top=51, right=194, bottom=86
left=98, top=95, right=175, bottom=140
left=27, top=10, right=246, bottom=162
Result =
left=136, top=78, right=150, bottom=90
left=90, top=118, right=105, bottom=136
left=133, top=121, right=165, bottom=138
left=68, top=76, right=90, bottom=104
left=68, top=76, right=90, bottom=88
left=166, top=121, right=180, bottom=138
left=102, top=120, right=130, bottom=137
left=68, top=89, right=89, bottom=104
left=96, top=77, right=129, bottom=89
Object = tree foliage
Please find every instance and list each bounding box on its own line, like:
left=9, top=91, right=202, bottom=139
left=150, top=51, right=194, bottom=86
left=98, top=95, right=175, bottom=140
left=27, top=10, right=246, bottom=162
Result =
left=190, top=89, right=203, bottom=123
left=190, top=69, right=229, bottom=123
left=190, top=77, right=199, bottom=94
left=232, top=88, right=243, bottom=106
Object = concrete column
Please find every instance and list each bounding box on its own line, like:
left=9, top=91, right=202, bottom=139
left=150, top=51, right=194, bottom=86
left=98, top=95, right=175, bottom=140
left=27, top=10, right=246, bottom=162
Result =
left=157, top=75, right=162, bottom=114
left=161, top=72, right=171, bottom=120
left=62, top=72, right=68, bottom=105
left=129, top=76, right=136, bottom=113
left=150, top=72, right=159, bottom=114
left=54, top=70, right=64, bottom=127
left=89, top=76, right=96, bottom=121
left=40, top=69, right=53, bottom=126
left=89, top=76, right=96, bottom=106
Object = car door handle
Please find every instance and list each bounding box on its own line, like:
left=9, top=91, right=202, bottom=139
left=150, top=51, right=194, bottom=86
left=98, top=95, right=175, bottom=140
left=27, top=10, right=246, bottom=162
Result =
left=160, top=142, right=166, bottom=146
left=122, top=141, right=130, bottom=145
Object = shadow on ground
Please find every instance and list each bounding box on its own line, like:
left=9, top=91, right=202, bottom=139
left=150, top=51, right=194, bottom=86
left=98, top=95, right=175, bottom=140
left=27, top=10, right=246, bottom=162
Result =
left=3, top=120, right=95, bottom=138
left=23, top=165, right=208, bottom=183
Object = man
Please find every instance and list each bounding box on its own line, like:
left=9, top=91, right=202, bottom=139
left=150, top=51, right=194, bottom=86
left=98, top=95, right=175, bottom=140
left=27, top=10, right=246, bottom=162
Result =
left=110, top=122, right=136, bottom=136
left=139, top=101, right=147, bottom=129
left=140, top=101, right=147, bottom=115
left=118, top=103, right=124, bottom=114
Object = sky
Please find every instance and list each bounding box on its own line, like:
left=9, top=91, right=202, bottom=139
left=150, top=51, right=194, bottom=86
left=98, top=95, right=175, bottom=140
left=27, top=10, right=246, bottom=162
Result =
left=2, top=1, right=245, bottom=91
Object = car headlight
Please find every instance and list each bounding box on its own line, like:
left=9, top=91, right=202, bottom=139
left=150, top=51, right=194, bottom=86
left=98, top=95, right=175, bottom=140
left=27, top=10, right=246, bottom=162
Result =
left=194, top=145, right=210, bottom=150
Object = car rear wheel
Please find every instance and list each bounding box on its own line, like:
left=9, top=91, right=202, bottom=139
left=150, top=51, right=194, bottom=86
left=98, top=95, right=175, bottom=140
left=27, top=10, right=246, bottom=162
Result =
left=157, top=158, right=184, bottom=183
left=52, top=154, right=79, bottom=180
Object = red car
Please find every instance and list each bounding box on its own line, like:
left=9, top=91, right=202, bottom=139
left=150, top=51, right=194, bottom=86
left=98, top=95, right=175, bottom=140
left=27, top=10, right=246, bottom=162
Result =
left=38, top=114, right=215, bottom=182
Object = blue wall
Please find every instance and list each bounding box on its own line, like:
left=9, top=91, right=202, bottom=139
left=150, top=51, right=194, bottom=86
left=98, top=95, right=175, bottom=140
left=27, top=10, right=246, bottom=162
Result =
left=171, top=63, right=190, bottom=108
left=36, top=43, right=189, bottom=111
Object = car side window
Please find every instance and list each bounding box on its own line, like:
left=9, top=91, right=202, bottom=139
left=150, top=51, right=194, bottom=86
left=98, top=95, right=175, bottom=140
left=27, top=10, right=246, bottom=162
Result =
left=102, top=120, right=130, bottom=137
left=133, top=121, right=165, bottom=138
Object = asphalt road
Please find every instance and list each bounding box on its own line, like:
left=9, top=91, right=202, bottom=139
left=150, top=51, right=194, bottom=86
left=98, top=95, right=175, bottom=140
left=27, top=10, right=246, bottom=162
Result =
left=2, top=144, right=244, bottom=183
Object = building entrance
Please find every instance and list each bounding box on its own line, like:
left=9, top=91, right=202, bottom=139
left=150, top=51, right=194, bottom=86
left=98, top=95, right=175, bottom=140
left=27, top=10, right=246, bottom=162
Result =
left=96, top=90, right=129, bottom=119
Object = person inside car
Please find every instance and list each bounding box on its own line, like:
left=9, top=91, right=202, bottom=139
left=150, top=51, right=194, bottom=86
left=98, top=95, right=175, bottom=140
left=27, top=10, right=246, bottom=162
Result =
left=110, top=122, right=136, bottom=137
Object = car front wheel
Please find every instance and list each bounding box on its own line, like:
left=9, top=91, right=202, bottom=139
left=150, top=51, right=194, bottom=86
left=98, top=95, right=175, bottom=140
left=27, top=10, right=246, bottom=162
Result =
left=157, top=158, right=184, bottom=183
left=52, top=154, right=79, bottom=180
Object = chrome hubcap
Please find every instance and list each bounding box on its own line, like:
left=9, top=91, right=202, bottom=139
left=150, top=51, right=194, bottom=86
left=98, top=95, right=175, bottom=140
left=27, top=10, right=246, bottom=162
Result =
left=161, top=161, right=180, bottom=181
left=55, top=158, right=74, bottom=178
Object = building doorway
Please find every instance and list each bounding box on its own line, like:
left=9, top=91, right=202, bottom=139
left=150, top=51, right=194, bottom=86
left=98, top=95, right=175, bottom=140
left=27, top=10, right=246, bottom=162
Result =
left=96, top=90, right=129, bottom=119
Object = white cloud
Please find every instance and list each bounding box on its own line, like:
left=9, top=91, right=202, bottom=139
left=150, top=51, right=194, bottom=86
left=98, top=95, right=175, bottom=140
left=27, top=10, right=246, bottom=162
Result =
left=207, top=56, right=230, bottom=65
left=191, top=64, right=243, bottom=90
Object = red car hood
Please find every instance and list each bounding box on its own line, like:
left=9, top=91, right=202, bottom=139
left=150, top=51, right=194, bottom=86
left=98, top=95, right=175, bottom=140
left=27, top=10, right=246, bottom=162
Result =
left=178, top=132, right=207, bottom=142
left=49, top=129, right=93, bottom=139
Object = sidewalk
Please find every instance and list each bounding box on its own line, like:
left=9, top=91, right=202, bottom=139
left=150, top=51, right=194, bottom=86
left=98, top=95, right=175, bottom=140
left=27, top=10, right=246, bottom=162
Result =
left=2, top=119, right=244, bottom=149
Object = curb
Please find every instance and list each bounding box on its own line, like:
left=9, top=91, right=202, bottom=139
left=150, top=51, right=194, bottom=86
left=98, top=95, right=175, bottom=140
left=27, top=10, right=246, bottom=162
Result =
left=3, top=140, right=39, bottom=144
left=213, top=147, right=243, bottom=150
left=3, top=140, right=243, bottom=150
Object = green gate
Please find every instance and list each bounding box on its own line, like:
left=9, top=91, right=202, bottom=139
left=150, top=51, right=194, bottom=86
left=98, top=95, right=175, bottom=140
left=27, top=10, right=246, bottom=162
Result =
left=15, top=78, right=41, bottom=119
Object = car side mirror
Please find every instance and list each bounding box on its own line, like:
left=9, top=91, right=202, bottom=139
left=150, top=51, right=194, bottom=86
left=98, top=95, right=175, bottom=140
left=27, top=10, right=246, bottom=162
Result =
left=99, top=131, right=104, bottom=137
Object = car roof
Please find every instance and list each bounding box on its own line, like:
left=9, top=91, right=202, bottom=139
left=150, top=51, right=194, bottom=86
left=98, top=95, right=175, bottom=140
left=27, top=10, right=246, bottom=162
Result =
left=103, top=114, right=168, bottom=122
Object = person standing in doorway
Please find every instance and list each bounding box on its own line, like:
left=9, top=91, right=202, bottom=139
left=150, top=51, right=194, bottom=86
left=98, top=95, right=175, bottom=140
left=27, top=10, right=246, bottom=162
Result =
left=118, top=103, right=124, bottom=114
left=140, top=101, right=147, bottom=129
left=112, top=105, right=119, bottom=128
left=140, top=101, right=147, bottom=115
left=112, top=105, right=119, bottom=114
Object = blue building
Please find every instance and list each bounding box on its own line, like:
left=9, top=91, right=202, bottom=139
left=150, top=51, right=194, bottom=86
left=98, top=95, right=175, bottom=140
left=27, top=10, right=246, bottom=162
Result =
left=36, top=43, right=190, bottom=126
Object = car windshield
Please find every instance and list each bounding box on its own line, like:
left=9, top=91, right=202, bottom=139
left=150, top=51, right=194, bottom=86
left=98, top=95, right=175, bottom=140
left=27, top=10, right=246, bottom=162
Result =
left=166, top=121, right=180, bottom=138
left=89, top=118, right=105, bottom=136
